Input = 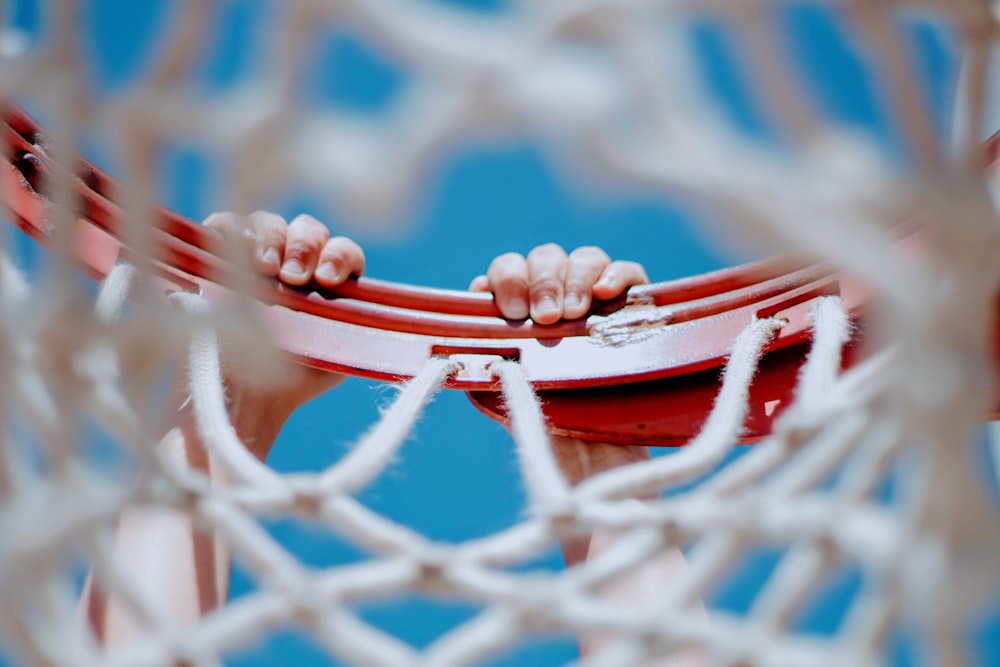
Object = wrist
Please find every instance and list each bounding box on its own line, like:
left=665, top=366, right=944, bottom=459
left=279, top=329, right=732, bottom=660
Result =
left=222, top=383, right=297, bottom=461
left=551, top=437, right=651, bottom=486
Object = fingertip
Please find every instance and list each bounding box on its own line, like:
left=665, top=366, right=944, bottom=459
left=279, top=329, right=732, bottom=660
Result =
left=530, top=295, right=562, bottom=325
left=592, top=279, right=620, bottom=300
left=562, top=290, right=590, bottom=319
left=278, top=259, right=309, bottom=286
left=499, top=295, right=530, bottom=321
left=315, top=261, right=346, bottom=287
left=316, top=237, right=365, bottom=288
left=247, top=211, right=287, bottom=276
left=256, top=245, right=282, bottom=276
left=487, top=252, right=530, bottom=320
left=593, top=262, right=648, bottom=300
left=525, top=249, right=567, bottom=324
left=203, top=211, right=236, bottom=231
left=469, top=275, right=489, bottom=292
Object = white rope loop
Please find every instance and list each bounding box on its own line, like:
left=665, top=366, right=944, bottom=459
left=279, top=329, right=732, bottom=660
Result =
left=94, top=263, right=138, bottom=326
left=491, top=359, right=574, bottom=513
left=170, top=291, right=285, bottom=490
left=576, top=316, right=784, bottom=502
left=2, top=2, right=999, bottom=666
left=317, top=355, right=458, bottom=497
left=793, top=296, right=851, bottom=410
left=703, top=296, right=856, bottom=497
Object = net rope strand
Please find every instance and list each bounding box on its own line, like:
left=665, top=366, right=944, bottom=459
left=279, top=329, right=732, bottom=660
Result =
left=575, top=316, right=784, bottom=503
left=702, top=297, right=859, bottom=498
left=316, top=355, right=459, bottom=498
left=172, top=291, right=286, bottom=490
left=2, top=1, right=1000, bottom=666
left=33, top=290, right=852, bottom=664
left=492, top=360, right=574, bottom=512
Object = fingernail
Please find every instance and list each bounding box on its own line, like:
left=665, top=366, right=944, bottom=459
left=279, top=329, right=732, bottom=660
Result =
left=506, top=296, right=529, bottom=319
left=281, top=259, right=304, bottom=278
left=262, top=246, right=280, bottom=268
left=564, top=292, right=582, bottom=310
left=316, top=262, right=343, bottom=283
left=535, top=295, right=559, bottom=317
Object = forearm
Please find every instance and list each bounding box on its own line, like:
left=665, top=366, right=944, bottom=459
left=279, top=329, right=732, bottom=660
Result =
left=551, top=437, right=652, bottom=567
left=84, top=386, right=294, bottom=646
left=551, top=437, right=701, bottom=664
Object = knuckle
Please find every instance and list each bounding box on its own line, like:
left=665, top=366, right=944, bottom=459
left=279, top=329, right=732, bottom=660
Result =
left=564, top=276, right=594, bottom=294
left=248, top=209, right=282, bottom=224
left=530, top=277, right=562, bottom=298
left=527, top=243, right=565, bottom=261
left=495, top=251, right=525, bottom=264
left=489, top=253, right=525, bottom=276
left=248, top=210, right=286, bottom=236
left=284, top=238, right=322, bottom=261
left=495, top=273, right=529, bottom=295
left=570, top=245, right=609, bottom=263
left=290, top=213, right=328, bottom=235
left=325, top=237, right=365, bottom=272
left=617, top=260, right=649, bottom=282
left=202, top=212, right=226, bottom=230
left=327, top=235, right=362, bottom=256
left=203, top=211, right=242, bottom=234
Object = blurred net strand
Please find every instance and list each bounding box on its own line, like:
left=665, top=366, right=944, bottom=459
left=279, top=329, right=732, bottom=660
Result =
left=1, top=1, right=1000, bottom=666
left=3, top=247, right=990, bottom=667
left=3, top=1, right=992, bottom=224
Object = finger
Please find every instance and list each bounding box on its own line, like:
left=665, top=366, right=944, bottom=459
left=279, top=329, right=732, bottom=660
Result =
left=280, top=214, right=329, bottom=286
left=468, top=275, right=489, bottom=292
left=315, top=236, right=366, bottom=288
left=203, top=211, right=241, bottom=237
left=486, top=252, right=529, bottom=320
left=203, top=211, right=256, bottom=264
left=563, top=246, right=611, bottom=319
left=245, top=210, right=287, bottom=277
left=526, top=243, right=568, bottom=325
left=593, top=260, right=649, bottom=300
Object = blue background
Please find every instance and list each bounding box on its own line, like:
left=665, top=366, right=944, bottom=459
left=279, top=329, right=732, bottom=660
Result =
left=2, top=0, right=998, bottom=665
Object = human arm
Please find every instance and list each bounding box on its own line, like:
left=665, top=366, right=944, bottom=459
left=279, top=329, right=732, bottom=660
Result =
left=552, top=437, right=702, bottom=665
left=85, top=217, right=675, bottom=659
left=470, top=246, right=697, bottom=663
left=83, top=211, right=365, bottom=644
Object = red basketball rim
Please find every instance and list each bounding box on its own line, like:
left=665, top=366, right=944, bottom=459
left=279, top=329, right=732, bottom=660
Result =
left=3, top=105, right=998, bottom=445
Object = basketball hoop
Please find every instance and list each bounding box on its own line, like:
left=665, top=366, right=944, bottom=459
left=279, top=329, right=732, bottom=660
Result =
left=1, top=2, right=999, bottom=666
left=6, top=106, right=1000, bottom=444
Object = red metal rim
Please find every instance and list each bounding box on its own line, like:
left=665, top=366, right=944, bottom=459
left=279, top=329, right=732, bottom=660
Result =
left=4, top=105, right=998, bottom=444
left=0, top=105, right=857, bottom=390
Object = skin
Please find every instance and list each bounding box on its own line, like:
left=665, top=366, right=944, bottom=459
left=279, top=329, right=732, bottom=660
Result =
left=87, top=211, right=695, bottom=663
left=469, top=243, right=648, bottom=324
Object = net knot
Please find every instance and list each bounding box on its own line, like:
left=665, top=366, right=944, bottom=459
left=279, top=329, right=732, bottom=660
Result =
left=548, top=511, right=580, bottom=542
left=286, top=476, right=326, bottom=516
left=291, top=587, right=332, bottom=625
left=411, top=546, right=453, bottom=592
left=542, top=498, right=581, bottom=538
left=511, top=582, right=560, bottom=630
left=162, top=630, right=216, bottom=667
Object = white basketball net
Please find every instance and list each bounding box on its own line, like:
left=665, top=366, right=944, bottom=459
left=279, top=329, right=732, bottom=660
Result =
left=1, top=1, right=999, bottom=666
